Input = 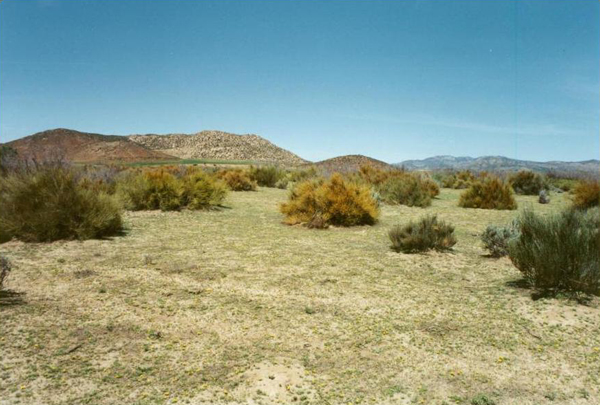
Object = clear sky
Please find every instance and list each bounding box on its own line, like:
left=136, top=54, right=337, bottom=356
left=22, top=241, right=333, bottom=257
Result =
left=1, top=0, right=598, bottom=163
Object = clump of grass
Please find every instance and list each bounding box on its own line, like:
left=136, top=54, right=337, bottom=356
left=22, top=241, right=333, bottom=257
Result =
left=248, top=165, right=285, bottom=188
left=0, top=165, right=123, bottom=242
left=0, top=255, right=11, bottom=290
left=572, top=180, right=599, bottom=210
left=388, top=215, right=456, bottom=253
left=481, top=223, right=519, bottom=257
left=508, top=208, right=600, bottom=295
left=458, top=176, right=517, bottom=210
left=217, top=169, right=257, bottom=191
left=378, top=173, right=437, bottom=208
left=280, top=174, right=379, bottom=228
left=509, top=170, right=546, bottom=195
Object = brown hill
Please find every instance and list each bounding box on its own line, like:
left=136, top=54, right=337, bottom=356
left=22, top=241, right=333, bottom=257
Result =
left=128, top=130, right=307, bottom=165
left=312, top=154, right=394, bottom=175
left=3, top=129, right=175, bottom=163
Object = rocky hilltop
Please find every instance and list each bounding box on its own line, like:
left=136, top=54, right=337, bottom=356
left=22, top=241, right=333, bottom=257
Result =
left=312, top=154, right=394, bottom=175
left=2, top=128, right=175, bottom=163
left=128, top=131, right=307, bottom=165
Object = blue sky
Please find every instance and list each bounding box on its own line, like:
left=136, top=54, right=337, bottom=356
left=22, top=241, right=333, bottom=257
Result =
left=1, top=0, right=598, bottom=162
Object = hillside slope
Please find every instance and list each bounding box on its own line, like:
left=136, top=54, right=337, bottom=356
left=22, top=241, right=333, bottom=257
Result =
left=398, top=155, right=599, bottom=175
left=312, top=154, right=394, bottom=174
left=3, top=129, right=175, bottom=163
left=128, top=131, right=307, bottom=165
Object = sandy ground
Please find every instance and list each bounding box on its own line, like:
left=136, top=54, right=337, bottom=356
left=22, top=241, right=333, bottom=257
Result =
left=1, top=188, right=598, bottom=405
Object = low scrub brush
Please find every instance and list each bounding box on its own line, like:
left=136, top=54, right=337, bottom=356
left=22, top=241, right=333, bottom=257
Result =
left=508, top=208, right=599, bottom=295
left=389, top=215, right=456, bottom=253
left=0, top=166, right=123, bottom=242
left=458, top=176, right=517, bottom=210
left=280, top=174, right=379, bottom=228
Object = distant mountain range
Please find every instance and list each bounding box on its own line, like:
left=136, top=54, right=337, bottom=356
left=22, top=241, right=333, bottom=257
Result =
left=2, top=129, right=598, bottom=176
left=397, top=155, right=599, bottom=175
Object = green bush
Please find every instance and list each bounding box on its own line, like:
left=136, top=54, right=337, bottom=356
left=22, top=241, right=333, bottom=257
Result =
left=458, top=177, right=517, bottom=210
left=116, top=169, right=183, bottom=211
left=572, top=180, right=599, bottom=210
left=116, top=168, right=226, bottom=211
left=181, top=171, right=227, bottom=209
left=249, top=166, right=285, bottom=187
left=509, top=170, right=546, bottom=195
left=378, top=174, right=433, bottom=207
left=0, top=166, right=123, bottom=242
left=280, top=174, right=379, bottom=228
left=437, top=170, right=475, bottom=189
left=481, top=223, right=519, bottom=257
left=275, top=167, right=319, bottom=190
left=389, top=215, right=456, bottom=253
left=508, top=208, right=600, bottom=295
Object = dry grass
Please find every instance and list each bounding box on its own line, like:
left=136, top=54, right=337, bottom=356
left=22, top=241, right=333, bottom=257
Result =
left=1, top=188, right=598, bottom=405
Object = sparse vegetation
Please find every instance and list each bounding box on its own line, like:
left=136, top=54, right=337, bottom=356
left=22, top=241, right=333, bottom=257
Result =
left=458, top=176, right=517, bottom=210
left=572, top=180, right=600, bottom=210
left=280, top=174, right=379, bottom=228
left=508, top=208, right=600, bottom=295
left=509, top=170, right=546, bottom=195
left=0, top=165, right=123, bottom=242
left=1, top=187, right=598, bottom=405
left=388, top=215, right=456, bottom=253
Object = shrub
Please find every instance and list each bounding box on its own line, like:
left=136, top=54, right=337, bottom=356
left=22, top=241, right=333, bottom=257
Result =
left=288, top=167, right=318, bottom=183
left=116, top=169, right=183, bottom=211
left=0, top=146, right=19, bottom=175
left=572, top=180, right=599, bottom=210
left=388, top=215, right=456, bottom=253
left=481, top=223, right=519, bottom=257
left=217, top=169, right=257, bottom=191
left=458, top=177, right=517, bottom=210
left=508, top=208, right=600, bottom=295
left=438, top=170, right=475, bottom=189
left=116, top=169, right=226, bottom=211
left=249, top=166, right=285, bottom=187
left=280, top=174, right=379, bottom=228
left=378, top=174, right=433, bottom=207
left=509, top=170, right=546, bottom=195
left=424, top=177, right=440, bottom=198
left=0, top=166, right=123, bottom=242
left=358, top=165, right=404, bottom=186
left=181, top=171, right=228, bottom=209
left=538, top=189, right=550, bottom=204
left=0, top=255, right=11, bottom=290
